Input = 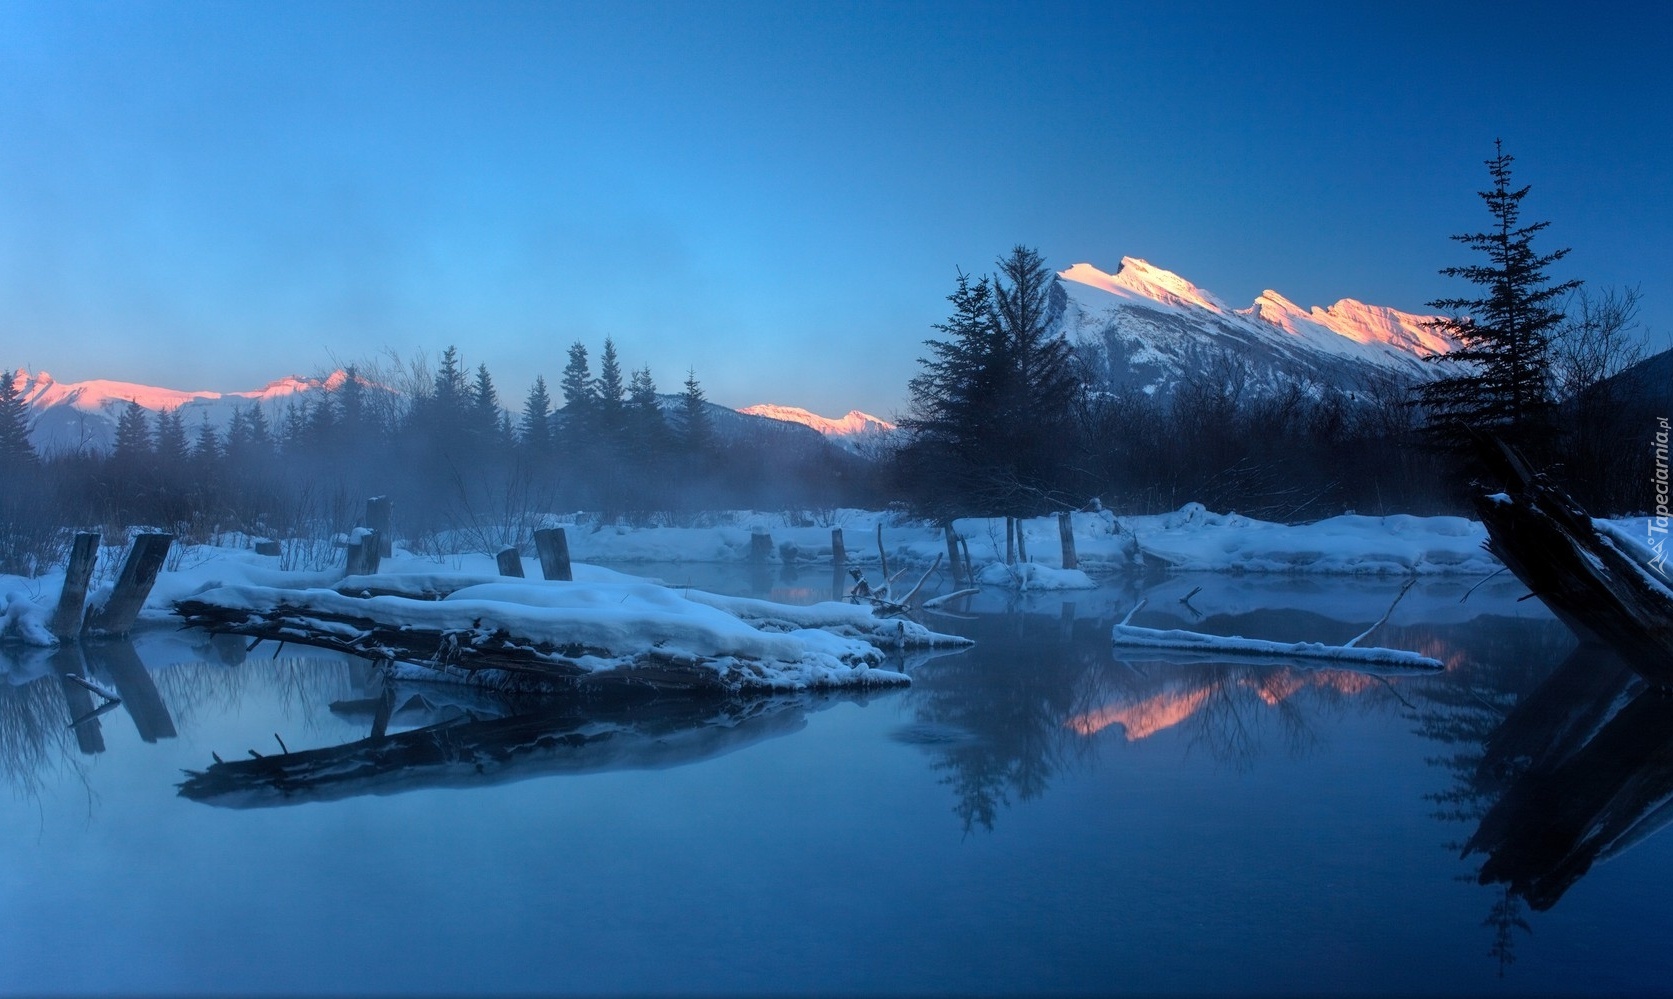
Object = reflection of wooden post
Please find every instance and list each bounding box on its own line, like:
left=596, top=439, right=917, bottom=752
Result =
left=496, top=547, right=525, bottom=577
left=54, top=647, right=105, bottom=754
left=533, top=528, right=572, bottom=581
left=944, top=526, right=963, bottom=586
left=831, top=529, right=846, bottom=568
left=1058, top=512, right=1077, bottom=570
left=84, top=534, right=172, bottom=636
left=96, top=641, right=177, bottom=743
left=366, top=496, right=393, bottom=557
left=52, top=532, right=100, bottom=640
left=750, top=532, right=772, bottom=562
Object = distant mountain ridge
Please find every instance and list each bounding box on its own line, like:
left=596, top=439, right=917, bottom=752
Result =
left=736, top=404, right=895, bottom=438
left=1057, top=257, right=1459, bottom=396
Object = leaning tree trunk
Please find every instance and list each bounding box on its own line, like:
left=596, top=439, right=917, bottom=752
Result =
left=1472, top=437, right=1673, bottom=685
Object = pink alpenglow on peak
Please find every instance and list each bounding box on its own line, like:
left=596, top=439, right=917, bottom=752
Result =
left=1241, top=291, right=1453, bottom=357
left=1059, top=258, right=1230, bottom=314
left=14, top=369, right=353, bottom=414
left=737, top=404, right=896, bottom=438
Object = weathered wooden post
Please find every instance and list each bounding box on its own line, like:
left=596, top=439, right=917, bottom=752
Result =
left=1005, top=517, right=1016, bottom=565
left=496, top=547, right=525, bottom=577
left=533, top=527, right=573, bottom=581
left=750, top=531, right=773, bottom=563
left=51, top=532, right=100, bottom=641
left=1016, top=520, right=1029, bottom=564
left=253, top=539, right=281, bottom=557
left=345, top=530, right=381, bottom=575
left=943, top=525, right=963, bottom=587
left=366, top=496, right=393, bottom=557
left=1058, top=512, right=1078, bottom=570
left=83, top=534, right=173, bottom=637
left=831, top=528, right=846, bottom=568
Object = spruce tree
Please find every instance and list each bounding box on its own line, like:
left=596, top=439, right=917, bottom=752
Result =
left=898, top=246, right=1081, bottom=516
left=596, top=337, right=626, bottom=441
left=191, top=413, right=222, bottom=465
left=0, top=368, right=35, bottom=466
left=112, top=400, right=153, bottom=464
left=678, top=367, right=712, bottom=454
left=559, top=341, right=595, bottom=445
left=1419, top=141, right=1580, bottom=454
left=519, top=375, right=553, bottom=453
left=471, top=363, right=503, bottom=446
left=154, top=407, right=190, bottom=467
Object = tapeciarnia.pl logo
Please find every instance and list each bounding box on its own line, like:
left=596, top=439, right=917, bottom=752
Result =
left=1652, top=416, right=1670, bottom=577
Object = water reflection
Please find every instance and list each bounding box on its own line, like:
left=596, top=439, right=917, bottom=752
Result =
left=178, top=682, right=840, bottom=807
left=1463, top=644, right=1673, bottom=913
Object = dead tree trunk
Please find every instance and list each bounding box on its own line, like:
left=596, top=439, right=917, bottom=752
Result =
left=1474, top=438, right=1673, bottom=685
left=1058, top=512, right=1077, bottom=570
left=944, top=525, right=964, bottom=586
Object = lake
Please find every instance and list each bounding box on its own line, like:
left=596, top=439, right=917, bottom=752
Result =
left=4, top=568, right=1671, bottom=996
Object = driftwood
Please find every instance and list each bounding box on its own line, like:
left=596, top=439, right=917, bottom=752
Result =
left=1473, top=438, right=1673, bottom=684
left=174, top=592, right=737, bottom=695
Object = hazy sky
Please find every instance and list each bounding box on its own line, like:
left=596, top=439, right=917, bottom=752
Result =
left=2, top=1, right=1667, bottom=418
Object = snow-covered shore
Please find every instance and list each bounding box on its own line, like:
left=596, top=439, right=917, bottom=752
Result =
left=8, top=501, right=1639, bottom=652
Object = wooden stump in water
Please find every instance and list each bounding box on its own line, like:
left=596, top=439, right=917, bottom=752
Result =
left=944, top=525, right=964, bottom=586
left=366, top=496, right=394, bottom=557
left=1058, top=512, right=1078, bottom=571
left=51, top=532, right=99, bottom=641
left=831, top=528, right=846, bottom=567
left=750, top=532, right=773, bottom=563
left=534, top=528, right=573, bottom=581
left=84, top=534, right=172, bottom=637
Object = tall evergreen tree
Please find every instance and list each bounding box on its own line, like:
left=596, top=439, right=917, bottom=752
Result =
left=1419, top=141, right=1580, bottom=454
left=0, top=368, right=35, bottom=466
left=112, top=400, right=153, bottom=465
left=596, top=337, right=626, bottom=440
left=191, top=413, right=221, bottom=465
left=154, top=407, right=190, bottom=467
left=898, top=246, right=1081, bottom=516
left=471, top=362, right=503, bottom=446
left=678, top=367, right=712, bottom=454
left=559, top=341, right=595, bottom=445
left=519, top=374, right=553, bottom=453
left=432, top=345, right=467, bottom=415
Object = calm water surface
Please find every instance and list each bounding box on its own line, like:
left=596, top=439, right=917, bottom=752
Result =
left=4, top=568, right=1672, bottom=996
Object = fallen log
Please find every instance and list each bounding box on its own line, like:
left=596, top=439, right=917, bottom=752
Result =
left=1472, top=438, right=1673, bottom=684
left=175, top=581, right=917, bottom=696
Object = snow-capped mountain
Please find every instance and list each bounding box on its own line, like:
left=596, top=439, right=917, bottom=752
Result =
left=13, top=370, right=351, bottom=454
left=1057, top=258, right=1458, bottom=396
left=736, top=404, right=895, bottom=439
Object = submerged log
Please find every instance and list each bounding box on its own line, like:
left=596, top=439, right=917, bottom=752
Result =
left=1473, top=438, right=1673, bottom=684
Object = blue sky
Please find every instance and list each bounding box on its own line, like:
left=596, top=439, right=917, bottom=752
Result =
left=1, top=1, right=1667, bottom=418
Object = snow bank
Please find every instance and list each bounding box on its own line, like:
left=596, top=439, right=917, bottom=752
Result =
left=1123, top=503, right=1497, bottom=575
left=177, top=576, right=969, bottom=693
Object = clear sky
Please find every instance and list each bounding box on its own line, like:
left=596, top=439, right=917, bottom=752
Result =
left=1, top=1, right=1667, bottom=418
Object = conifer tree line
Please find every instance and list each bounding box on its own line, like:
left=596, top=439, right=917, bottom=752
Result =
left=0, top=342, right=876, bottom=573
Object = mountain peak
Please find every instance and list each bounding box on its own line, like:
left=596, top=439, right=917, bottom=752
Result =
left=737, top=404, right=895, bottom=438
left=1060, top=258, right=1229, bottom=314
